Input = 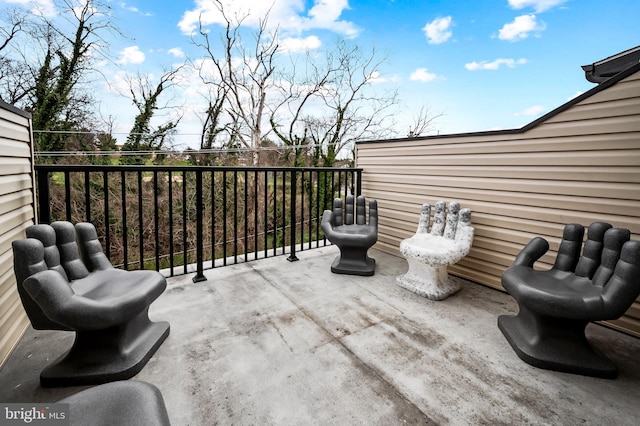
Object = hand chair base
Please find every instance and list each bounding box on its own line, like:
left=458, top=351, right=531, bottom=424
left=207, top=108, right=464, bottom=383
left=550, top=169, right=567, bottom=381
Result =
left=396, top=261, right=462, bottom=301
left=330, top=252, right=376, bottom=276
left=41, top=311, right=170, bottom=387
left=497, top=308, right=617, bottom=379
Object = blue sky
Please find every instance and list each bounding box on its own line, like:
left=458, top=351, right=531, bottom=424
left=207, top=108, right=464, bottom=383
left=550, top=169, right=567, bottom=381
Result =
left=4, top=0, right=640, bottom=149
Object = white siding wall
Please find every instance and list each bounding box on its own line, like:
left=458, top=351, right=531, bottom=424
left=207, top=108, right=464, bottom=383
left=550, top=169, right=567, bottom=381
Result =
left=356, top=69, right=640, bottom=337
left=0, top=101, right=35, bottom=367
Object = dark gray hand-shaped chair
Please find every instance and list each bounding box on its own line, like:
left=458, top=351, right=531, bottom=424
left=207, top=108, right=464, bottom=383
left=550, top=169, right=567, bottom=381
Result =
left=498, top=222, right=640, bottom=378
left=12, top=221, right=170, bottom=387
left=321, top=195, right=378, bottom=276
left=59, top=381, right=170, bottom=426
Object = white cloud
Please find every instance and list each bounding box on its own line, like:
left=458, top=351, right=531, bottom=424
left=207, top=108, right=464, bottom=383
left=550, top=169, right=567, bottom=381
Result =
left=423, top=16, right=453, bottom=44
left=117, top=46, right=145, bottom=64
left=497, top=14, right=545, bottom=41
left=513, top=105, right=546, bottom=116
left=178, top=0, right=358, bottom=38
left=280, top=35, right=322, bottom=52
left=410, top=68, right=437, bottom=82
left=168, top=47, right=185, bottom=58
left=508, top=0, right=567, bottom=13
left=118, top=2, right=138, bottom=12
left=4, top=0, right=56, bottom=17
left=465, top=58, right=527, bottom=70
left=119, top=1, right=153, bottom=16
left=367, top=70, right=387, bottom=84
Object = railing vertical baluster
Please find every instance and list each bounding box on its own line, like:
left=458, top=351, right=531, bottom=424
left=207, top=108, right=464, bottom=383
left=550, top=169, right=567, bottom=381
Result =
left=168, top=171, right=174, bottom=276
left=233, top=170, right=238, bottom=264
left=244, top=170, right=248, bottom=262
left=287, top=170, right=298, bottom=262
left=84, top=171, right=91, bottom=223
left=346, top=170, right=350, bottom=196
left=307, top=171, right=312, bottom=249
left=331, top=171, right=335, bottom=202
left=300, top=170, right=305, bottom=251
left=282, top=170, right=287, bottom=256
left=137, top=171, right=143, bottom=269
left=273, top=171, right=277, bottom=257
left=193, top=169, right=206, bottom=282
left=64, top=171, right=71, bottom=221
left=36, top=169, right=51, bottom=224
left=121, top=171, right=128, bottom=270
left=211, top=171, right=216, bottom=268
left=315, top=170, right=326, bottom=247
left=222, top=170, right=227, bottom=265
left=356, top=169, right=362, bottom=196
left=253, top=170, right=258, bottom=260
left=182, top=170, right=187, bottom=275
left=103, top=172, right=110, bottom=260
left=153, top=170, right=159, bottom=271
left=263, top=170, right=268, bottom=259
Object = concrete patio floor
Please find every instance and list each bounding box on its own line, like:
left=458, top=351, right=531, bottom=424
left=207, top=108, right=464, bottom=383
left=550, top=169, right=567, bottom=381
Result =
left=1, top=246, right=640, bottom=425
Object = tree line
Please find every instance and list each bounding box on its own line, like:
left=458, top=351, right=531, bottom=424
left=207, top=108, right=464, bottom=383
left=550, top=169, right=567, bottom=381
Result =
left=0, top=0, right=440, bottom=167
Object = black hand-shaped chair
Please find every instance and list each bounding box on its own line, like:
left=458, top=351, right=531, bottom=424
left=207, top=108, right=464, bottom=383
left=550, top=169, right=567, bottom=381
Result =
left=12, top=221, right=170, bottom=387
left=59, top=381, right=171, bottom=426
left=498, top=222, right=640, bottom=378
left=321, top=195, right=378, bottom=276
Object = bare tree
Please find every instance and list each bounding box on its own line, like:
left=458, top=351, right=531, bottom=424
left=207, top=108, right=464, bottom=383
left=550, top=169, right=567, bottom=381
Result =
left=121, top=67, right=184, bottom=164
left=0, top=7, right=27, bottom=53
left=303, top=41, right=398, bottom=166
left=0, top=0, right=119, bottom=153
left=269, top=50, right=336, bottom=166
left=408, top=106, right=443, bottom=137
left=0, top=7, right=30, bottom=104
left=193, top=0, right=279, bottom=165
left=33, top=0, right=117, bottom=152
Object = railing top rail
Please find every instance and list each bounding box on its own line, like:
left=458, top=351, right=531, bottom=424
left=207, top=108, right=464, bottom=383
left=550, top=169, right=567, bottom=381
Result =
left=34, top=164, right=363, bottom=173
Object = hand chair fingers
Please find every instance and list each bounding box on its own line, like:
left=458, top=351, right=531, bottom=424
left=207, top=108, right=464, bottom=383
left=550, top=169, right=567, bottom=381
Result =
left=332, top=198, right=344, bottom=227
left=430, top=200, right=447, bottom=236
left=344, top=194, right=355, bottom=225
left=459, top=208, right=472, bottom=227
left=443, top=202, right=460, bottom=239
left=76, top=222, right=114, bottom=271
left=575, top=222, right=613, bottom=278
left=416, top=203, right=431, bottom=233
left=368, top=199, right=378, bottom=228
left=552, top=223, right=585, bottom=272
left=454, top=208, right=474, bottom=245
left=513, top=237, right=549, bottom=267
left=356, top=195, right=367, bottom=225
left=601, top=240, right=640, bottom=318
left=592, top=227, right=630, bottom=287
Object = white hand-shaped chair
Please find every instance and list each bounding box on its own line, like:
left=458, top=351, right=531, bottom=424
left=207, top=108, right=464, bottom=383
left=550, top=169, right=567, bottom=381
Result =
left=397, top=201, right=474, bottom=300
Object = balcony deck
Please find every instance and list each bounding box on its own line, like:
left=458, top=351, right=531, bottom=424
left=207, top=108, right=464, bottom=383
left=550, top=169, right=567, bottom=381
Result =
left=2, top=246, right=639, bottom=425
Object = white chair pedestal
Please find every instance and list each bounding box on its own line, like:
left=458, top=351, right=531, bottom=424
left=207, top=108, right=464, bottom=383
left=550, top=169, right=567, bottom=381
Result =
left=397, top=257, right=462, bottom=301
left=396, top=201, right=474, bottom=301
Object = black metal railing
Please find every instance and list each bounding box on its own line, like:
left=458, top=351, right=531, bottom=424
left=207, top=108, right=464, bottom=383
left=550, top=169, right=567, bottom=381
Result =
left=34, top=165, right=362, bottom=281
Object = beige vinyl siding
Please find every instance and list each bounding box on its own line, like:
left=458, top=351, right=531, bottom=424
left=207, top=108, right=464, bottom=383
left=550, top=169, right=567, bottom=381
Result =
left=0, top=101, right=35, bottom=368
left=356, top=67, right=640, bottom=337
